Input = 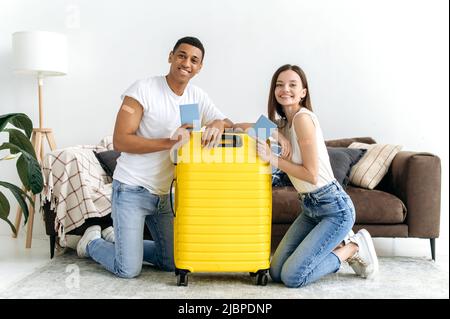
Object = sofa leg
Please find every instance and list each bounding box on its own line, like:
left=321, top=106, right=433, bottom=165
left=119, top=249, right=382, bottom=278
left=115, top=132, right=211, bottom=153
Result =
left=430, top=238, right=436, bottom=261
left=50, top=235, right=56, bottom=259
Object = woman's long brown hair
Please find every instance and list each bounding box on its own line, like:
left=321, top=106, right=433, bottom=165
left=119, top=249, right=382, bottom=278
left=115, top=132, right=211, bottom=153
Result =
left=268, top=64, right=313, bottom=128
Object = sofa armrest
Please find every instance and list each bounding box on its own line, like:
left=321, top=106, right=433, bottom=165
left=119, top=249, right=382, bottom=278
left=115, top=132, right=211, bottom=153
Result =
left=384, top=151, right=441, bottom=238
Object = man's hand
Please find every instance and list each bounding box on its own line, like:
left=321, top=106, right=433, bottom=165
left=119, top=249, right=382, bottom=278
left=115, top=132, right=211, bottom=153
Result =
left=202, top=120, right=225, bottom=148
left=171, top=124, right=192, bottom=149
left=232, top=122, right=254, bottom=132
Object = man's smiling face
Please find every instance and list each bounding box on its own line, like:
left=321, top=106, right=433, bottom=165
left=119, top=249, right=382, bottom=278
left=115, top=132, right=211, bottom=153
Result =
left=168, top=43, right=203, bottom=83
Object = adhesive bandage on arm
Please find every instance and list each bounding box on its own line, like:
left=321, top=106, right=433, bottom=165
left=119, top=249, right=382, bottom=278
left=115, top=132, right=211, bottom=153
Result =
left=121, top=104, right=135, bottom=114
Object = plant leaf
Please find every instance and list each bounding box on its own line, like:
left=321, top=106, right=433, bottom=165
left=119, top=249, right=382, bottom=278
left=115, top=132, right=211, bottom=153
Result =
left=0, top=190, right=16, bottom=234
left=0, top=143, right=43, bottom=194
left=17, top=153, right=43, bottom=194
left=0, top=113, right=33, bottom=138
left=16, top=155, right=30, bottom=190
left=4, top=128, right=37, bottom=157
left=0, top=142, right=24, bottom=154
left=0, top=191, right=11, bottom=218
left=26, top=155, right=43, bottom=194
left=0, top=181, right=33, bottom=225
left=0, top=112, right=37, bottom=234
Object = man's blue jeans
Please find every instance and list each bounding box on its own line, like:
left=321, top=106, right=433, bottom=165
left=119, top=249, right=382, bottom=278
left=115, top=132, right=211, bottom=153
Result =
left=87, top=180, right=175, bottom=278
left=269, top=180, right=355, bottom=288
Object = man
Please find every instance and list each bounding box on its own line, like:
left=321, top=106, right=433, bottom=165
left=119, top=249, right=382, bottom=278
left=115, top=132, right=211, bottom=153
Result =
left=76, top=36, right=233, bottom=278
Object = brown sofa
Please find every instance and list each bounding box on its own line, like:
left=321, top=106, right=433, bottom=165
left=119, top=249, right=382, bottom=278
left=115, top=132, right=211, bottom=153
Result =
left=271, top=137, right=442, bottom=260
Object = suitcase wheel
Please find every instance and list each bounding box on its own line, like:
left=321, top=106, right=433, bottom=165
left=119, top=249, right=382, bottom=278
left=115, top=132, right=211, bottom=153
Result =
left=252, top=270, right=268, bottom=286
left=176, top=269, right=189, bottom=286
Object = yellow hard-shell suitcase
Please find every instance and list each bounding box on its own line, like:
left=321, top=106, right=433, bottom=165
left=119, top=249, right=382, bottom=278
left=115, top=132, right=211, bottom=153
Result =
left=170, top=132, right=272, bottom=286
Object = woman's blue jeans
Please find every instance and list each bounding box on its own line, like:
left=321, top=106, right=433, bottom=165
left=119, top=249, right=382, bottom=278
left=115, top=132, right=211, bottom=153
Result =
left=86, top=180, right=175, bottom=278
left=270, top=180, right=355, bottom=288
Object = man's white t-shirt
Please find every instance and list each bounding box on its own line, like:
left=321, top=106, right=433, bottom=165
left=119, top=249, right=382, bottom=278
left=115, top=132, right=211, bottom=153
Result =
left=113, top=76, right=226, bottom=195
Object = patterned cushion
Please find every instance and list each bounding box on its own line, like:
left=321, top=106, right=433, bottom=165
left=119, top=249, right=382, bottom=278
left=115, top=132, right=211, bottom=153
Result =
left=348, top=142, right=402, bottom=189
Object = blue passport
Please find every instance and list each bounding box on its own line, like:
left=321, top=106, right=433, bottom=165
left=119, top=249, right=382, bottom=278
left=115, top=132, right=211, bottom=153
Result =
left=179, top=103, right=200, bottom=129
left=248, top=115, right=277, bottom=141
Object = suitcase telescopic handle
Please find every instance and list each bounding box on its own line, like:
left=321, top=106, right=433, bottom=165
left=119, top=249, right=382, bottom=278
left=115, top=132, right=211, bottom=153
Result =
left=169, top=178, right=176, bottom=217
left=218, top=134, right=242, bottom=148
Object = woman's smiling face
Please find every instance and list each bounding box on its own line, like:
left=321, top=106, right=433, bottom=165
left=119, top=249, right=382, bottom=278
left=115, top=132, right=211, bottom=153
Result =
left=274, top=70, right=307, bottom=107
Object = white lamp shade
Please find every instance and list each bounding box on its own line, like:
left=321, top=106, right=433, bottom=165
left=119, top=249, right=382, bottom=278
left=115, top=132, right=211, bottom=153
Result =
left=12, top=31, right=68, bottom=77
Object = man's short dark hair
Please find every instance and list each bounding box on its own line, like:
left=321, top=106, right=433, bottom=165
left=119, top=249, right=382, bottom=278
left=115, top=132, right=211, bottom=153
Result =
left=173, top=36, right=205, bottom=61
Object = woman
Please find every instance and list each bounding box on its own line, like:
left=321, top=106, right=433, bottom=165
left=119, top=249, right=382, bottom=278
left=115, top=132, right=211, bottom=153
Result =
left=255, top=64, right=379, bottom=288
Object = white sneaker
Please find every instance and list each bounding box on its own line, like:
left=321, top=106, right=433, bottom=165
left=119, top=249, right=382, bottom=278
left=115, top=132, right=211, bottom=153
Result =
left=101, top=226, right=115, bottom=243
left=343, top=229, right=355, bottom=245
left=347, top=229, right=379, bottom=279
left=77, top=225, right=101, bottom=258
left=65, top=235, right=82, bottom=250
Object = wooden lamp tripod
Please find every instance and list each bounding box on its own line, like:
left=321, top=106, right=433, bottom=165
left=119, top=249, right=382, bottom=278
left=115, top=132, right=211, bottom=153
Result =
left=12, top=31, right=67, bottom=248
left=12, top=77, right=58, bottom=248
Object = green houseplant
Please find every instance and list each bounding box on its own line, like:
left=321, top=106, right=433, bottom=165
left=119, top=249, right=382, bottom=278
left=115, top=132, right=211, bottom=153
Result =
left=0, top=113, right=43, bottom=234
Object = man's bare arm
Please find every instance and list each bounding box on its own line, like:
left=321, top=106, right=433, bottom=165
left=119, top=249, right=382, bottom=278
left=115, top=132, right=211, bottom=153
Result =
left=113, top=96, right=178, bottom=153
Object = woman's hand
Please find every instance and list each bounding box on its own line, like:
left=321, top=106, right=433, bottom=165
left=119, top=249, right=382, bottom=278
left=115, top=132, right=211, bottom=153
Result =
left=272, top=130, right=292, bottom=159
left=257, top=139, right=274, bottom=163
left=278, top=134, right=292, bottom=159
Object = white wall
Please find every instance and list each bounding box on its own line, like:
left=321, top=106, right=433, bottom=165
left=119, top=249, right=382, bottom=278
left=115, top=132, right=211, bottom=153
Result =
left=1, top=0, right=448, bottom=257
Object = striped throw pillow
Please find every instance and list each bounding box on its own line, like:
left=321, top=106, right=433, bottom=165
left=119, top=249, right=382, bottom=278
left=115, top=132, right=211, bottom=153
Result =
left=348, top=142, right=402, bottom=189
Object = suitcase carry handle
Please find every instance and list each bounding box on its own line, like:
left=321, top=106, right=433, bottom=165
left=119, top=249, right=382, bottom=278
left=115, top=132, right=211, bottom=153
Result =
left=170, top=178, right=176, bottom=217
left=218, top=134, right=242, bottom=148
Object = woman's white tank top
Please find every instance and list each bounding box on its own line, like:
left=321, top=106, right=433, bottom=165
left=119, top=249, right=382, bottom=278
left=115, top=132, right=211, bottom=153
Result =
left=286, top=108, right=335, bottom=193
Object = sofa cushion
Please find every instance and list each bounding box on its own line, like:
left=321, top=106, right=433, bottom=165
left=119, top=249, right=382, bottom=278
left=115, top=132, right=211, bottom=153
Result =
left=348, top=142, right=402, bottom=189
left=94, top=150, right=121, bottom=177
left=327, top=147, right=366, bottom=188
left=346, top=186, right=406, bottom=224
left=272, top=185, right=407, bottom=225
left=270, top=146, right=366, bottom=189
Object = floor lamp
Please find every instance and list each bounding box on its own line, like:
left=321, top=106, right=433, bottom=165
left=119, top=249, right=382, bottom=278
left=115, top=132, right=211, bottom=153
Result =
left=12, top=31, right=68, bottom=248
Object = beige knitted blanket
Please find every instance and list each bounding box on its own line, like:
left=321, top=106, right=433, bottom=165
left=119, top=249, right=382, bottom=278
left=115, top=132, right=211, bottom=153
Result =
left=41, top=136, right=114, bottom=244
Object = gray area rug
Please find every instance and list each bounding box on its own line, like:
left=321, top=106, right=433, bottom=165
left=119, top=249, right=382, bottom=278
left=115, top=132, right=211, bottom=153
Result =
left=1, top=251, right=448, bottom=299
